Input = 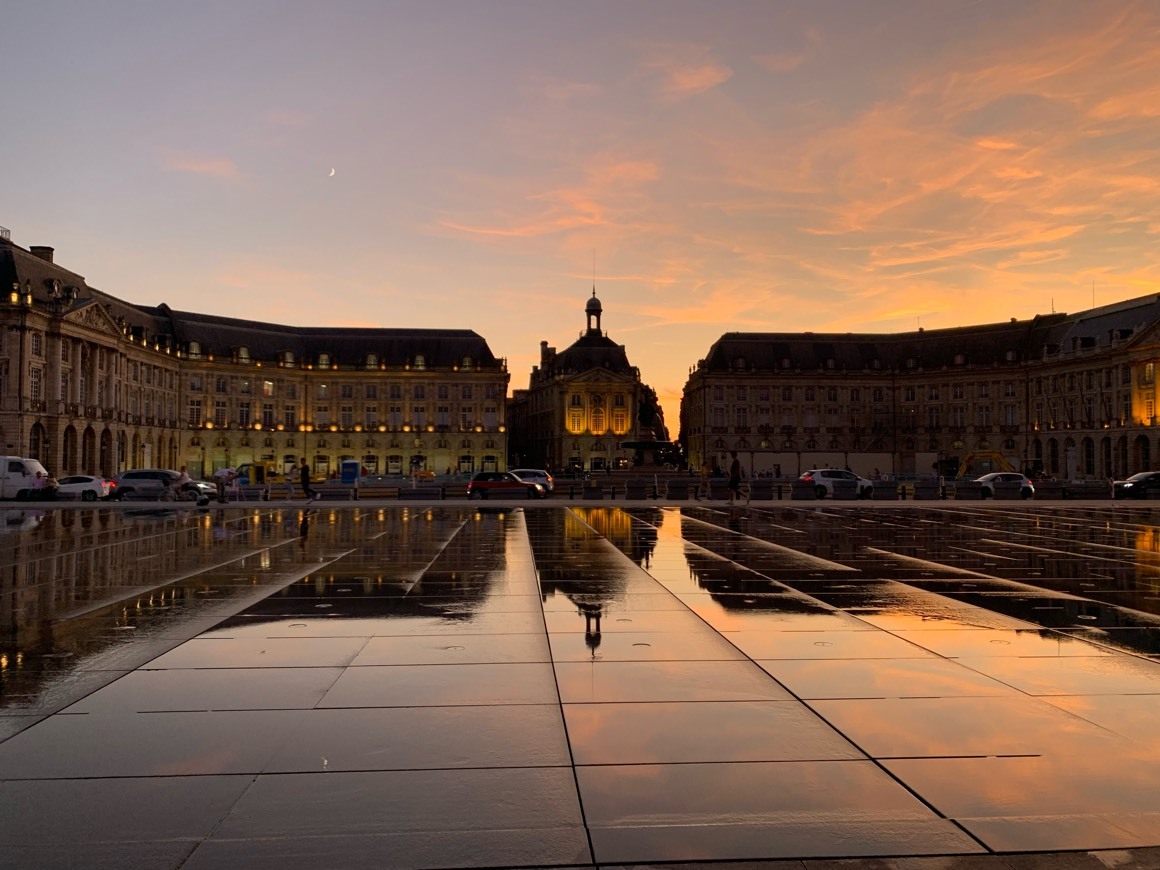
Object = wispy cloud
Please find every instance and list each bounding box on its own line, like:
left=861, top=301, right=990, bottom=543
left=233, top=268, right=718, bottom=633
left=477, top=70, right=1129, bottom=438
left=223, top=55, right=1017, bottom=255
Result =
left=161, top=152, right=243, bottom=182
left=752, top=52, right=806, bottom=73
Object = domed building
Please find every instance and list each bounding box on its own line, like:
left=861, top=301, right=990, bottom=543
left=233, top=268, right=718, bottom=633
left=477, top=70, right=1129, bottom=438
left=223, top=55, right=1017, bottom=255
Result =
left=508, top=290, right=667, bottom=473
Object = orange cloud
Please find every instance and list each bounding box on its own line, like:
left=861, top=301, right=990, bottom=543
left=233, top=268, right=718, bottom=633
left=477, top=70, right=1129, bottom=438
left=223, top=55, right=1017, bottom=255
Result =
left=161, top=152, right=243, bottom=182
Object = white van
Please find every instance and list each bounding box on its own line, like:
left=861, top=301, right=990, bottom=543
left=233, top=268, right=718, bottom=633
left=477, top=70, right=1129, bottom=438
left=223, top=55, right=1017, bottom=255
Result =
left=0, top=457, right=50, bottom=500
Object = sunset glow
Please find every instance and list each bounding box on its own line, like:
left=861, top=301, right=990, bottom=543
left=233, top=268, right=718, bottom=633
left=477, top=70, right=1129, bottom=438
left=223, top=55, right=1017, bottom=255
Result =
left=3, top=1, right=1159, bottom=422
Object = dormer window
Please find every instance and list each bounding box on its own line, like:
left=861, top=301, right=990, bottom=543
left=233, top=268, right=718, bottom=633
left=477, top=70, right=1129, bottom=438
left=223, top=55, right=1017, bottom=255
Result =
left=281, top=351, right=295, bottom=366
left=954, top=353, right=966, bottom=366
left=188, top=341, right=202, bottom=358
left=462, top=356, right=473, bottom=368
left=413, top=354, right=426, bottom=370
left=366, top=353, right=378, bottom=369
left=237, top=346, right=250, bottom=362
left=781, top=358, right=791, bottom=370
left=1005, top=350, right=1018, bottom=362
left=318, top=353, right=331, bottom=369
left=734, top=356, right=746, bottom=369
left=906, top=358, right=917, bottom=369
left=825, top=358, right=836, bottom=370
left=871, top=359, right=881, bottom=370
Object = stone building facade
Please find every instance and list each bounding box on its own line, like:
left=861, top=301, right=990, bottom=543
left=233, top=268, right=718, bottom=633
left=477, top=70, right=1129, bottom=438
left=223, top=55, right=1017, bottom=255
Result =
left=508, top=291, right=667, bottom=473
left=1, top=235, right=508, bottom=479
left=682, top=295, right=1160, bottom=480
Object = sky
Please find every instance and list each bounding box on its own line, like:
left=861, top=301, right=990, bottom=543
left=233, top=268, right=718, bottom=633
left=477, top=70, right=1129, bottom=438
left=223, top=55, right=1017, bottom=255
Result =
left=3, top=0, right=1160, bottom=427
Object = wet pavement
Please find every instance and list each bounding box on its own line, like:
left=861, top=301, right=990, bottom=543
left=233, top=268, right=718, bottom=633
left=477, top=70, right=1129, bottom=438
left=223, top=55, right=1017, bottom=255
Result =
left=3, top=502, right=1160, bottom=868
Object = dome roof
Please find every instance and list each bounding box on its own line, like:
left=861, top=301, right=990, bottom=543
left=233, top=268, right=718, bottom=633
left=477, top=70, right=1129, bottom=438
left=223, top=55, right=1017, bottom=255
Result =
left=586, top=289, right=602, bottom=313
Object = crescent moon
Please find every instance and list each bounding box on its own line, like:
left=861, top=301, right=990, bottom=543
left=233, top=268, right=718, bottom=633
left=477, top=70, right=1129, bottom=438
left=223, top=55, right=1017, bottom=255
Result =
left=328, top=168, right=335, bottom=177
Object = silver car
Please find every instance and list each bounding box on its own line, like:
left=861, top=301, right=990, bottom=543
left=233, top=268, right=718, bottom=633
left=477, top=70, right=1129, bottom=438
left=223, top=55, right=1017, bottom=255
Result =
left=509, top=468, right=554, bottom=492
left=799, top=468, right=874, bottom=499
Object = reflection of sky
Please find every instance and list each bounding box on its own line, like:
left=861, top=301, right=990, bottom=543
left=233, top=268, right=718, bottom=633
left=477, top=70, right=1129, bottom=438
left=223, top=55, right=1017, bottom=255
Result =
left=6, top=3, right=1160, bottom=418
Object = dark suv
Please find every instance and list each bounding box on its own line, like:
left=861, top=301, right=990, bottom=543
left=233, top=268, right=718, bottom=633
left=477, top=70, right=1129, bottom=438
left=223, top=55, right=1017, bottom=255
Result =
left=466, top=471, right=546, bottom=499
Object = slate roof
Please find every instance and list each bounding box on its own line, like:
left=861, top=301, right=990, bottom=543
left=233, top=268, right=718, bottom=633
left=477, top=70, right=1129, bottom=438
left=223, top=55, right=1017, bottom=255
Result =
left=700, top=295, right=1160, bottom=373
left=1, top=237, right=502, bottom=368
left=551, top=331, right=634, bottom=375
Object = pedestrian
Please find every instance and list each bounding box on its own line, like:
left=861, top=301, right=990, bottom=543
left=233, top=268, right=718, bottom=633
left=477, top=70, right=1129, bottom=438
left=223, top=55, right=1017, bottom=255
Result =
left=727, top=451, right=742, bottom=505
left=286, top=462, right=299, bottom=499
left=212, top=466, right=236, bottom=503
left=299, top=457, right=318, bottom=501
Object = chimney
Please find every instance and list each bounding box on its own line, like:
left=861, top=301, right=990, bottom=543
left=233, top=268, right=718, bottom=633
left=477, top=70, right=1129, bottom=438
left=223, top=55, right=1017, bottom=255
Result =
left=29, top=246, right=55, bottom=263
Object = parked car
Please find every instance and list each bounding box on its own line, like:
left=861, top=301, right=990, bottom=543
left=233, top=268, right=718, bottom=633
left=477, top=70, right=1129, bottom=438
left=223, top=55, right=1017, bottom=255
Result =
left=114, top=469, right=208, bottom=503
left=1113, top=471, right=1160, bottom=499
left=975, top=472, right=1035, bottom=499
left=799, top=468, right=874, bottom=499
left=56, top=474, right=115, bottom=501
left=509, top=468, right=554, bottom=492
left=467, top=471, right=547, bottom=499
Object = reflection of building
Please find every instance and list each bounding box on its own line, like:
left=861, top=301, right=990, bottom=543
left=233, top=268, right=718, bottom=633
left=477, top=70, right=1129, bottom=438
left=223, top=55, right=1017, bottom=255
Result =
left=682, top=296, right=1160, bottom=480
left=509, top=291, right=667, bottom=473
left=1, top=235, right=508, bottom=478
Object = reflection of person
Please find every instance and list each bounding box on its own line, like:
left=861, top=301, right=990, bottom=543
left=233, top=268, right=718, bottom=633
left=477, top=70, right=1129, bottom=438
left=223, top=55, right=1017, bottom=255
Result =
left=299, top=457, right=317, bottom=501
left=727, top=451, right=742, bottom=505
left=299, top=510, right=311, bottom=549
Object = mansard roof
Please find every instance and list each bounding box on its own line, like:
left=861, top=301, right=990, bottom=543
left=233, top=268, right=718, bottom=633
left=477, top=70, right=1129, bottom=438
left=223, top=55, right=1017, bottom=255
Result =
left=552, top=331, right=634, bottom=375
left=699, top=294, right=1160, bottom=373
left=1, top=236, right=502, bottom=368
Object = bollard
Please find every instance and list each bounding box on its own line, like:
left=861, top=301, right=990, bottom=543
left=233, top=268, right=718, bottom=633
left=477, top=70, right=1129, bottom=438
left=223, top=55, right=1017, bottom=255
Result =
left=568, top=483, right=575, bottom=500
left=610, top=483, right=616, bottom=500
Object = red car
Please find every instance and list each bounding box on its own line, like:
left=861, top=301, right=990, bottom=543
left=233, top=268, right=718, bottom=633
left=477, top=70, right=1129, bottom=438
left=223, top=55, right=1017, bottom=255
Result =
left=466, top=471, right=547, bottom=499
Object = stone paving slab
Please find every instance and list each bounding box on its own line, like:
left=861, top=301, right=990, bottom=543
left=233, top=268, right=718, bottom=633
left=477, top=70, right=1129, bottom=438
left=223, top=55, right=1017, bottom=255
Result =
left=3, top=503, right=1160, bottom=867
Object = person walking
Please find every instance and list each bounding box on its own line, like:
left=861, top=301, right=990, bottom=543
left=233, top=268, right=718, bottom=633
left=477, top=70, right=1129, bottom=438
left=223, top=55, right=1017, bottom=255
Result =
left=727, top=451, right=742, bottom=505
left=299, top=457, right=317, bottom=502
left=698, top=460, right=712, bottom=500
left=286, top=462, right=299, bottom=499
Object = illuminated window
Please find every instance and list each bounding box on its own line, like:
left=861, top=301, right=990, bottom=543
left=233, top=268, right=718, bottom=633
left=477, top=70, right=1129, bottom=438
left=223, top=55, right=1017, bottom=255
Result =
left=568, top=409, right=584, bottom=433
left=591, top=408, right=606, bottom=432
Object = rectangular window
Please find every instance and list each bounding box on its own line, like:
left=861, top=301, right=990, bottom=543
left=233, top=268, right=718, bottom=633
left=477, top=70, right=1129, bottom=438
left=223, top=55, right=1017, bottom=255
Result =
left=804, top=387, right=816, bottom=401
left=614, top=393, right=626, bottom=407
left=782, top=387, right=793, bottom=402
left=735, top=407, right=748, bottom=428
left=414, top=385, right=426, bottom=399
left=927, top=407, right=940, bottom=428
left=283, top=406, right=298, bottom=429
left=188, top=399, right=203, bottom=426
left=238, top=402, right=252, bottom=427
left=436, top=405, right=450, bottom=426
left=461, top=385, right=473, bottom=400
left=315, top=405, right=330, bottom=426
left=412, top=406, right=427, bottom=428
left=570, top=394, right=582, bottom=407
left=977, top=405, right=992, bottom=427
left=978, top=382, right=990, bottom=399
left=240, top=379, right=252, bottom=395
left=568, top=409, right=584, bottom=433
left=261, top=403, right=275, bottom=427
left=286, top=384, right=297, bottom=399
left=827, top=388, right=838, bottom=402
left=1002, top=404, right=1018, bottom=426
left=904, top=387, right=916, bottom=402
left=736, top=387, right=747, bottom=401
left=711, top=407, right=725, bottom=428
left=340, top=405, right=354, bottom=427
left=214, top=399, right=227, bottom=427
left=317, top=383, right=329, bottom=399
left=365, top=384, right=377, bottom=399
left=262, top=380, right=274, bottom=397
left=389, top=405, right=403, bottom=427
left=215, top=376, right=228, bottom=393
left=365, top=405, right=378, bottom=427
left=712, top=386, right=724, bottom=401
left=849, top=388, right=860, bottom=402
left=872, top=388, right=884, bottom=402
left=340, top=384, right=354, bottom=399
left=438, top=385, right=449, bottom=400
left=30, top=367, right=43, bottom=402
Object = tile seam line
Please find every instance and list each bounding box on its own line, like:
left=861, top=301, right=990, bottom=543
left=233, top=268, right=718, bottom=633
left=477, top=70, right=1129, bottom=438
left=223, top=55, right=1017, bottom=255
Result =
left=621, top=506, right=994, bottom=855
left=527, top=507, right=600, bottom=866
